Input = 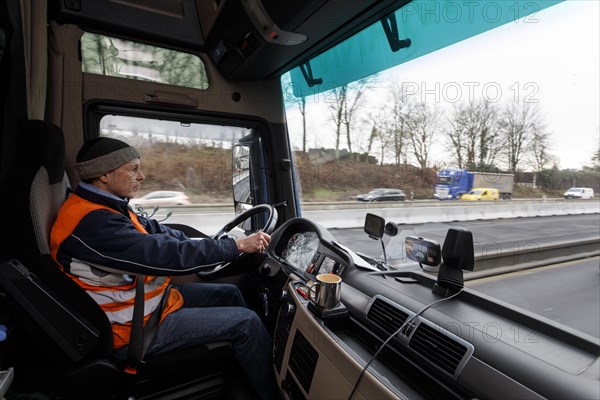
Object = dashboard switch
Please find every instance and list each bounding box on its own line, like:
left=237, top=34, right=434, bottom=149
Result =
left=296, top=286, right=309, bottom=300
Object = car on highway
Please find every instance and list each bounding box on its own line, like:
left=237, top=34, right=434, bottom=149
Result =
left=460, top=188, right=499, bottom=201
left=564, top=187, right=594, bottom=199
left=129, top=191, right=192, bottom=207
left=354, top=188, right=406, bottom=202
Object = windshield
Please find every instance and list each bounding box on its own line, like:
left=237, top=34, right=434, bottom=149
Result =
left=282, top=0, right=599, bottom=339
left=288, top=0, right=563, bottom=96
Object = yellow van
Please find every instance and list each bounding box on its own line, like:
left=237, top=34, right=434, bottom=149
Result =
left=460, top=188, right=500, bottom=201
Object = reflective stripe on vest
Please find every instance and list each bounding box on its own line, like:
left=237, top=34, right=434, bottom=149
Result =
left=50, top=193, right=183, bottom=349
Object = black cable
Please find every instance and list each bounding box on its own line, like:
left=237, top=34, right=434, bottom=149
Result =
left=346, top=289, right=463, bottom=400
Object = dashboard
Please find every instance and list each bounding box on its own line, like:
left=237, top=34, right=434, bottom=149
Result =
left=267, top=218, right=352, bottom=279
left=262, top=217, right=600, bottom=400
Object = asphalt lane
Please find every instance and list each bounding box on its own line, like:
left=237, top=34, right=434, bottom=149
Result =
left=467, top=257, right=600, bottom=339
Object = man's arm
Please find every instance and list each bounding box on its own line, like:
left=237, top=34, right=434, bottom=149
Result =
left=59, top=210, right=238, bottom=276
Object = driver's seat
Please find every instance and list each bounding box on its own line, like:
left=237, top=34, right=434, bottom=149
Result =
left=0, top=120, right=237, bottom=399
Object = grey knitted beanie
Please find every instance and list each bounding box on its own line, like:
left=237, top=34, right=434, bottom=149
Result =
left=75, top=137, right=140, bottom=180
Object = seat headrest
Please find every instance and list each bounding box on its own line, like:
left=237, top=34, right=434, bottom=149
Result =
left=17, top=120, right=66, bottom=184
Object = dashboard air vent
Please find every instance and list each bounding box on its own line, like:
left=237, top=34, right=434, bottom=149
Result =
left=273, top=299, right=295, bottom=371
left=366, top=297, right=409, bottom=335
left=409, top=322, right=468, bottom=376
left=289, top=331, right=318, bottom=394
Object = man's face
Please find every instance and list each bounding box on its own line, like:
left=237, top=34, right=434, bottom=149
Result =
left=103, top=159, right=145, bottom=199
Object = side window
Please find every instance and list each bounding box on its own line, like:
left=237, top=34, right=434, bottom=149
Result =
left=81, top=33, right=209, bottom=90
left=99, top=115, right=252, bottom=213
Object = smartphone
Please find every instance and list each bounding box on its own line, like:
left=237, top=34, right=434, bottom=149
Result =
left=405, top=236, right=441, bottom=266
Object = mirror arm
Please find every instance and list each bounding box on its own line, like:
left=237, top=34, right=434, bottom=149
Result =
left=272, top=200, right=287, bottom=209
left=380, top=12, right=412, bottom=52
left=299, top=61, right=323, bottom=87
left=380, top=238, right=388, bottom=266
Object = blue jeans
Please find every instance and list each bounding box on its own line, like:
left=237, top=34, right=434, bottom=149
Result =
left=118, top=282, right=279, bottom=400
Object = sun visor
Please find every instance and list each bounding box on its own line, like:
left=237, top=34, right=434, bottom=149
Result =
left=206, top=0, right=404, bottom=81
left=50, top=0, right=204, bottom=50
left=289, top=0, right=564, bottom=97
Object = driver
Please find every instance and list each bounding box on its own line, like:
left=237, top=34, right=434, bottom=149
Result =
left=50, top=137, right=278, bottom=400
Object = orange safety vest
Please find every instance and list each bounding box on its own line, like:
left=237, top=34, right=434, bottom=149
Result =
left=50, top=194, right=183, bottom=349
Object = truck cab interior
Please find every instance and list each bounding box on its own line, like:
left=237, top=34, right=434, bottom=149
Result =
left=0, top=1, right=598, bottom=400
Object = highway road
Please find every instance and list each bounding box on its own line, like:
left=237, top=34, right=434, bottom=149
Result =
left=328, top=214, right=600, bottom=340
left=467, top=257, right=600, bottom=339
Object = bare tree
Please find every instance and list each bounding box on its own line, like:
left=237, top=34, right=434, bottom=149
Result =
left=526, top=125, right=556, bottom=171
left=498, top=102, right=542, bottom=172
left=366, top=82, right=411, bottom=165
left=342, top=80, right=370, bottom=158
left=368, top=125, right=387, bottom=165
left=328, top=84, right=347, bottom=160
left=387, top=84, right=411, bottom=166
left=592, top=145, right=600, bottom=171
left=364, top=112, right=392, bottom=165
left=445, top=104, right=467, bottom=169
left=476, top=100, right=501, bottom=168
left=406, top=102, right=441, bottom=173
left=297, top=96, right=307, bottom=152
left=281, top=74, right=309, bottom=152
left=590, top=127, right=600, bottom=171
left=327, top=78, right=372, bottom=160
left=445, top=100, right=500, bottom=170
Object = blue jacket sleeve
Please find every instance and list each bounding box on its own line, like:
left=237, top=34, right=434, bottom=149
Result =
left=58, top=209, right=240, bottom=276
left=140, top=215, right=192, bottom=240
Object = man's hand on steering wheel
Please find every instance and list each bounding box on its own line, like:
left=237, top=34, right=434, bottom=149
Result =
left=197, top=204, right=277, bottom=279
left=235, top=230, right=271, bottom=254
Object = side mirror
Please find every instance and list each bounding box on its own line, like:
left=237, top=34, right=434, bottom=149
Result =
left=232, top=144, right=252, bottom=206
left=232, top=144, right=253, bottom=231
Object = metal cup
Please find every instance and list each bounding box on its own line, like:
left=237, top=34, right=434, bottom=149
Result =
left=309, top=273, right=342, bottom=309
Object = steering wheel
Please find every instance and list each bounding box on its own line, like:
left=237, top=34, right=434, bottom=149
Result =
left=197, top=204, right=278, bottom=278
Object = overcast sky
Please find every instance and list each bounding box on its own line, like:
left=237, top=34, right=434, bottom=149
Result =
left=285, top=0, right=599, bottom=170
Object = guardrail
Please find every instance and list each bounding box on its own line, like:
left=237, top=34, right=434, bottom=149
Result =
left=465, top=238, right=600, bottom=279
left=149, top=199, right=600, bottom=231
left=301, top=200, right=600, bottom=229
left=153, top=197, right=593, bottom=213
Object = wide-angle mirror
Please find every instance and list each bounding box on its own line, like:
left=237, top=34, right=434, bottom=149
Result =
left=232, top=144, right=252, bottom=207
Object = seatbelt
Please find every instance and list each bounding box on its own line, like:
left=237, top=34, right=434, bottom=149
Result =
left=125, top=276, right=170, bottom=374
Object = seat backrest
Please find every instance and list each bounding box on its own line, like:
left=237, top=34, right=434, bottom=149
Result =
left=2, top=119, right=69, bottom=263
left=0, top=120, right=113, bottom=365
left=1, top=121, right=237, bottom=398
left=28, top=121, right=71, bottom=256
